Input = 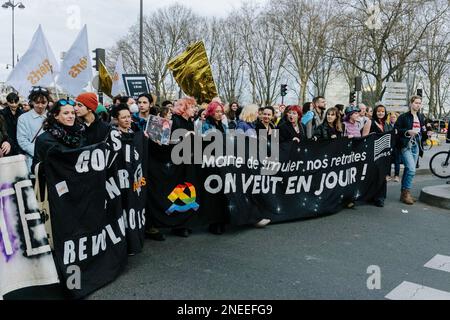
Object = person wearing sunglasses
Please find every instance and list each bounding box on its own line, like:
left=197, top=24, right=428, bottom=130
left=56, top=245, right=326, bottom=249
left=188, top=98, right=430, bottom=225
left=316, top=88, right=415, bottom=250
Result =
left=17, top=87, right=51, bottom=172
left=75, top=92, right=111, bottom=145
left=0, top=92, right=24, bottom=156
left=33, top=98, right=86, bottom=175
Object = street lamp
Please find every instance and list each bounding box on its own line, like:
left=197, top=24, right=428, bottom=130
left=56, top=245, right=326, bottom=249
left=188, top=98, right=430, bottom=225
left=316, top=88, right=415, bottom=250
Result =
left=2, top=0, right=26, bottom=68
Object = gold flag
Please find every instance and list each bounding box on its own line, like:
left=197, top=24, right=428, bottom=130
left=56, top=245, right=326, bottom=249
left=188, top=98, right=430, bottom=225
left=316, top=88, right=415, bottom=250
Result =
left=99, top=60, right=113, bottom=97
left=167, top=41, right=218, bottom=103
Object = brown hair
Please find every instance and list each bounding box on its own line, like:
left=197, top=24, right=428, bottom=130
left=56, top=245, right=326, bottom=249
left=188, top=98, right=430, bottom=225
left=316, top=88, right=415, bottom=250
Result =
left=325, top=107, right=343, bottom=132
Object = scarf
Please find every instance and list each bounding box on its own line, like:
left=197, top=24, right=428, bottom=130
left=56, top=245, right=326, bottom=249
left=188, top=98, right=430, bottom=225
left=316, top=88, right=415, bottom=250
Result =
left=48, top=122, right=85, bottom=148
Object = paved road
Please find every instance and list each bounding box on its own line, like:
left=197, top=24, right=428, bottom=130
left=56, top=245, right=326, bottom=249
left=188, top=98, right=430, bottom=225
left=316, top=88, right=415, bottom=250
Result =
left=89, top=172, right=450, bottom=300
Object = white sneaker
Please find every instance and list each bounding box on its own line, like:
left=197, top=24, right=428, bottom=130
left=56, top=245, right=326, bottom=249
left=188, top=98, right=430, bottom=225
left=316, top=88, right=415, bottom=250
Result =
left=255, top=219, right=271, bottom=228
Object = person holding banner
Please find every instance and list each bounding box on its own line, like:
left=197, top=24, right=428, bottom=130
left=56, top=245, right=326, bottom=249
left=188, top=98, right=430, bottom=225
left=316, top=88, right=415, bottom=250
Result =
left=33, top=98, right=86, bottom=182
left=367, top=104, right=389, bottom=207
left=17, top=87, right=51, bottom=172
left=314, top=107, right=344, bottom=141
left=0, top=114, right=12, bottom=157
left=168, top=97, right=197, bottom=238
left=75, top=92, right=111, bottom=145
left=278, top=105, right=305, bottom=143
left=1, top=93, right=24, bottom=156
left=255, top=106, right=276, bottom=137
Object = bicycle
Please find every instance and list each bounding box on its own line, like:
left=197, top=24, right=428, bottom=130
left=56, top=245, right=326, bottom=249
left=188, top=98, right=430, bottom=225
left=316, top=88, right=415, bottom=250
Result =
left=429, top=146, right=450, bottom=179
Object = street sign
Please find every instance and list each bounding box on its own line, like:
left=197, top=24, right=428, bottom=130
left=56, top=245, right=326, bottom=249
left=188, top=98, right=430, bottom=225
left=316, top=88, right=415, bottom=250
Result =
left=382, top=82, right=408, bottom=111
left=122, top=74, right=150, bottom=99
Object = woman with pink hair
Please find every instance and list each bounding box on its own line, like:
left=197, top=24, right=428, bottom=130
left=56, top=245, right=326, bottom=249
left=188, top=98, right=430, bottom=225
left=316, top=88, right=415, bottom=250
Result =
left=171, top=97, right=197, bottom=134
left=201, top=101, right=228, bottom=134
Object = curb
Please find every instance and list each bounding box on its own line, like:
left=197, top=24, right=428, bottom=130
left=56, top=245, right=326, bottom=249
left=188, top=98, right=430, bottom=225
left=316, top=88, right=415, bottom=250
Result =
left=419, top=185, right=450, bottom=210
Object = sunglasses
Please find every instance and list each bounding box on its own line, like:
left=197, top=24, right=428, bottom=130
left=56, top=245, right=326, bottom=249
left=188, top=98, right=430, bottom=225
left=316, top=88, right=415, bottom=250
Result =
left=31, top=86, right=49, bottom=93
left=58, top=99, right=76, bottom=107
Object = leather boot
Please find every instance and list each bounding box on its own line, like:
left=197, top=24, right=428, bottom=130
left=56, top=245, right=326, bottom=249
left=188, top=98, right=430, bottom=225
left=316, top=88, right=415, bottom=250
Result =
left=406, top=190, right=416, bottom=204
left=400, top=190, right=414, bottom=205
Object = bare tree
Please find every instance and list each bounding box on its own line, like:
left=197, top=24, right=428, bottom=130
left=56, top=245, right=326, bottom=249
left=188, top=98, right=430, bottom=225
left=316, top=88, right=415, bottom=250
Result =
left=237, top=3, right=288, bottom=106
left=267, top=0, right=334, bottom=104
left=334, top=0, right=449, bottom=101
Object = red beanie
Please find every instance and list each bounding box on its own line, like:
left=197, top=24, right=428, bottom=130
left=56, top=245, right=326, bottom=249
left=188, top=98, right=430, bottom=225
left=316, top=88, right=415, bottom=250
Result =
left=76, top=92, right=98, bottom=112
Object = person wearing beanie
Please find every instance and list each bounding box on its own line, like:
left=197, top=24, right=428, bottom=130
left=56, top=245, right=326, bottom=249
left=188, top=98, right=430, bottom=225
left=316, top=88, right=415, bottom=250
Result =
left=75, top=92, right=111, bottom=145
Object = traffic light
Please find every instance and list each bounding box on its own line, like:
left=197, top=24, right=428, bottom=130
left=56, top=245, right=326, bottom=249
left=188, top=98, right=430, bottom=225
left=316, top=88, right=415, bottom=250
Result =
left=93, top=48, right=105, bottom=71
left=349, top=91, right=356, bottom=104
left=417, top=89, right=423, bottom=97
left=280, top=84, right=288, bottom=97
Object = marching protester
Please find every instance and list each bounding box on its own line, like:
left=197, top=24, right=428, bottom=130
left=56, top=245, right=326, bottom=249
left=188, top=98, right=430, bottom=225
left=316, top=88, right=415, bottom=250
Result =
left=33, top=98, right=86, bottom=173
left=1, top=92, right=24, bottom=156
left=367, top=104, right=389, bottom=207
left=201, top=101, right=229, bottom=235
left=75, top=92, right=111, bottom=145
left=0, top=114, right=11, bottom=157
left=132, top=93, right=154, bottom=131
left=158, top=105, right=172, bottom=120
left=202, top=101, right=228, bottom=134
left=236, top=104, right=259, bottom=137
left=225, top=102, right=240, bottom=130
left=169, top=97, right=197, bottom=238
left=301, top=102, right=315, bottom=140
left=311, top=96, right=327, bottom=130
left=278, top=105, right=304, bottom=143
left=367, top=106, right=373, bottom=120
left=275, top=104, right=286, bottom=126
left=343, top=105, right=362, bottom=138
left=386, top=112, right=400, bottom=182
left=357, top=103, right=370, bottom=131
left=255, top=106, right=275, bottom=136
left=314, top=107, right=343, bottom=141
left=335, top=104, right=345, bottom=117
left=395, top=95, right=427, bottom=205
left=17, top=87, right=50, bottom=172
left=110, top=103, right=134, bottom=134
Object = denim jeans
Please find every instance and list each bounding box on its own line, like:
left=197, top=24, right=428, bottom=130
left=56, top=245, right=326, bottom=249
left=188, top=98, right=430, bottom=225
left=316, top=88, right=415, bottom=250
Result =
left=401, top=141, right=419, bottom=190
left=390, top=149, right=401, bottom=176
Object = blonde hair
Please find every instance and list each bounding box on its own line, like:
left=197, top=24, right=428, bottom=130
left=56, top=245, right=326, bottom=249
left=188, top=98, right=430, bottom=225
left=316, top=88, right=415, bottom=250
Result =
left=239, top=104, right=259, bottom=123
left=387, top=112, right=399, bottom=124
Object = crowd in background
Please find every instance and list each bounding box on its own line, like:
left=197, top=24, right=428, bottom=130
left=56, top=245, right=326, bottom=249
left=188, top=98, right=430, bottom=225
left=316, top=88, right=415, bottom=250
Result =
left=0, top=87, right=449, bottom=239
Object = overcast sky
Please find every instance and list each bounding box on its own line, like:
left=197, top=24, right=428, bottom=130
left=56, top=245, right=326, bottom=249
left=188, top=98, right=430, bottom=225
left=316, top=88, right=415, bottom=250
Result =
left=0, top=0, right=258, bottom=81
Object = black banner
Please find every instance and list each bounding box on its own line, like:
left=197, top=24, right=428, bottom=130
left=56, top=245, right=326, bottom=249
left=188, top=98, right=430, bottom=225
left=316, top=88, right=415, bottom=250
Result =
left=45, top=130, right=148, bottom=299
left=147, top=133, right=393, bottom=227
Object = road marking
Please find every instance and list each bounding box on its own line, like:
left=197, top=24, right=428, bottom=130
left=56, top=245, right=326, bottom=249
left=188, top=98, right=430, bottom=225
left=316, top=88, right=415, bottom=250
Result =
left=424, top=255, right=450, bottom=273
left=385, top=281, right=450, bottom=300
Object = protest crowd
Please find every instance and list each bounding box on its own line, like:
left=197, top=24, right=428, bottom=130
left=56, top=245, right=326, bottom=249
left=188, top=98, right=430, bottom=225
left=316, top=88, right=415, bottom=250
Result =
left=1, top=80, right=447, bottom=300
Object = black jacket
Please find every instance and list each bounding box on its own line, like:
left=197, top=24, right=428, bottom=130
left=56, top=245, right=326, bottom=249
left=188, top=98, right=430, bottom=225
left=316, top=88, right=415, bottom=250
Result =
left=172, top=114, right=195, bottom=132
left=278, top=121, right=305, bottom=143
left=0, top=114, right=8, bottom=145
left=394, top=111, right=427, bottom=149
left=315, top=122, right=343, bottom=141
left=0, top=107, right=24, bottom=155
left=84, top=114, right=111, bottom=145
left=255, top=120, right=275, bottom=136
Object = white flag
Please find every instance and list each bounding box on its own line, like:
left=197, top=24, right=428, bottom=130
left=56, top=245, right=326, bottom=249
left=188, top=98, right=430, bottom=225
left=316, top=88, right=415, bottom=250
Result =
left=57, top=25, right=93, bottom=97
left=111, top=53, right=126, bottom=97
left=6, top=25, right=59, bottom=98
